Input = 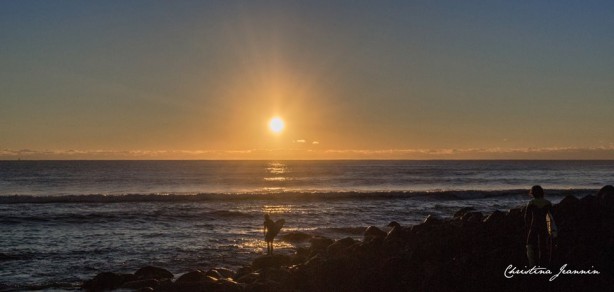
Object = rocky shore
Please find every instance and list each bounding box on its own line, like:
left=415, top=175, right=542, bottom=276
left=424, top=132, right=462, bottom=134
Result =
left=84, top=187, right=614, bottom=292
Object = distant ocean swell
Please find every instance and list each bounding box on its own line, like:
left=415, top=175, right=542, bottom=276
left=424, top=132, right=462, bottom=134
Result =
left=0, top=189, right=597, bottom=204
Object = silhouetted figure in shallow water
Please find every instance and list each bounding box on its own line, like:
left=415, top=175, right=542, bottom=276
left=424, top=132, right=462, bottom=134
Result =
left=524, top=185, right=557, bottom=267
left=264, top=214, right=285, bottom=255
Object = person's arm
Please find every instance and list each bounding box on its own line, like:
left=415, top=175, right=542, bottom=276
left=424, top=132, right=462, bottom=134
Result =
left=547, top=204, right=558, bottom=238
left=524, top=202, right=533, bottom=228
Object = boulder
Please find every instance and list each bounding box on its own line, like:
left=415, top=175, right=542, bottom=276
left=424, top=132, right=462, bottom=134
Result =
left=121, top=279, right=159, bottom=290
left=174, top=271, right=218, bottom=292
left=206, top=267, right=235, bottom=279
left=454, top=207, right=476, bottom=219
left=280, top=231, right=312, bottom=243
left=461, top=212, right=483, bottom=224
left=83, top=272, right=135, bottom=291
left=597, top=185, right=614, bottom=208
left=134, top=266, right=174, bottom=281
left=309, top=236, right=334, bottom=253
left=327, top=237, right=356, bottom=255
left=423, top=214, right=442, bottom=225
left=363, top=226, right=386, bottom=241
left=507, top=207, right=523, bottom=219
left=175, top=270, right=213, bottom=284
left=216, top=278, right=243, bottom=292
left=556, top=195, right=580, bottom=212
left=483, top=210, right=505, bottom=225
left=251, top=254, right=291, bottom=270
left=234, top=266, right=253, bottom=282
left=580, top=194, right=597, bottom=209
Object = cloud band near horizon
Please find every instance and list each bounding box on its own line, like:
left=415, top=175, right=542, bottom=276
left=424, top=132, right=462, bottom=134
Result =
left=3, top=146, right=614, bottom=160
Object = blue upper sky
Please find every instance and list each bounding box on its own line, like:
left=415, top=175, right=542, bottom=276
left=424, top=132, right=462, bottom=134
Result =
left=1, top=1, right=613, bottom=159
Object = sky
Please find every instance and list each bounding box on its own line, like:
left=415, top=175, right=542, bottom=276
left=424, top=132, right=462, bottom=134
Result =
left=1, top=1, right=613, bottom=159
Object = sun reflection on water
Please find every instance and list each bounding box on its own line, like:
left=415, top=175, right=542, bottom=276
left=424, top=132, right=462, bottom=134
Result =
left=263, top=161, right=291, bottom=191
left=266, top=161, right=287, bottom=175
left=238, top=238, right=294, bottom=254
left=262, top=204, right=294, bottom=214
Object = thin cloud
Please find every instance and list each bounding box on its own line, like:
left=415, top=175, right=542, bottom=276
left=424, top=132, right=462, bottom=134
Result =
left=1, top=146, right=614, bottom=160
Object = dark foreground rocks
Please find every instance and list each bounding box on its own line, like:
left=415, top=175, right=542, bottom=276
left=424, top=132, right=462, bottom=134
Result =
left=85, top=188, right=614, bottom=292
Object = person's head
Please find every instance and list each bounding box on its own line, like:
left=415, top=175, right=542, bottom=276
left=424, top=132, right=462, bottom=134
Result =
left=530, top=185, right=544, bottom=198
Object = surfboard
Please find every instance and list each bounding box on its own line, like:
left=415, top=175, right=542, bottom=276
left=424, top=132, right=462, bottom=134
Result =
left=546, top=212, right=557, bottom=236
left=271, top=219, right=285, bottom=237
left=265, top=218, right=285, bottom=241
left=546, top=211, right=557, bottom=266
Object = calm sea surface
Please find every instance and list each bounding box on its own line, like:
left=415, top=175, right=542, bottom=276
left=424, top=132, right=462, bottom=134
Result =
left=0, top=160, right=612, bottom=289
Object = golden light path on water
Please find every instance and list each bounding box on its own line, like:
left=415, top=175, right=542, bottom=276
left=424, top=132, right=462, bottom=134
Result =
left=263, top=161, right=290, bottom=190
left=236, top=203, right=301, bottom=253
left=230, top=161, right=303, bottom=253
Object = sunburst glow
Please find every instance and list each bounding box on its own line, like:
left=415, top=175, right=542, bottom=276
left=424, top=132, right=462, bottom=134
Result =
left=268, top=117, right=285, bottom=134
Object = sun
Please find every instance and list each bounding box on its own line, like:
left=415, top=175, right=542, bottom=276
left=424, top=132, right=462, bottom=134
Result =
left=268, top=117, right=285, bottom=134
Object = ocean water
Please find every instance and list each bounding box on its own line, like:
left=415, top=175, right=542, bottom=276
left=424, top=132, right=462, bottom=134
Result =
left=0, top=160, right=611, bottom=290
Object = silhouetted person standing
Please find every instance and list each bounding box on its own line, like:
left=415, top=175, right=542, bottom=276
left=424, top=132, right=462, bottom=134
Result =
left=524, top=185, right=557, bottom=267
left=264, top=214, right=284, bottom=255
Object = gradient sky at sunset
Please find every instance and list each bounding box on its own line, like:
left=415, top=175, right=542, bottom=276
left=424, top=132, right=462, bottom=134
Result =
left=1, top=1, right=613, bottom=159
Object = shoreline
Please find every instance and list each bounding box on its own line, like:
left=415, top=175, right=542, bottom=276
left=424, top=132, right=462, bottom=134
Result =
left=80, top=190, right=614, bottom=292
left=0, top=188, right=599, bottom=204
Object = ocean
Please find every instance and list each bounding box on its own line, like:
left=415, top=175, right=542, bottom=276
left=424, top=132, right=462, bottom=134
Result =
left=0, top=160, right=611, bottom=290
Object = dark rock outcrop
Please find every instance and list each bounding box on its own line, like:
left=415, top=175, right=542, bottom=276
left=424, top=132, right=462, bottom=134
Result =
left=84, top=189, right=614, bottom=292
left=83, top=272, right=136, bottom=291
left=134, top=266, right=173, bottom=281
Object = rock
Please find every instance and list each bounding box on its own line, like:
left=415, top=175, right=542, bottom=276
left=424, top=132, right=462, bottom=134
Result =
left=454, top=207, right=475, bottom=219
left=423, top=214, right=442, bottom=225
left=216, top=278, right=243, bottom=292
left=580, top=194, right=597, bottom=208
left=121, top=279, right=159, bottom=290
left=174, top=271, right=218, bottom=292
left=310, top=256, right=362, bottom=291
left=261, top=267, right=291, bottom=284
left=207, top=267, right=235, bottom=279
left=363, top=226, right=386, bottom=241
left=175, top=270, right=212, bottom=284
left=597, top=185, right=614, bottom=204
left=205, top=269, right=225, bottom=280
left=507, top=207, right=523, bottom=218
left=134, top=266, right=174, bottom=280
left=327, top=237, right=356, bottom=255
left=483, top=210, right=505, bottom=225
left=236, top=271, right=260, bottom=284
left=252, top=254, right=291, bottom=270
left=280, top=231, right=312, bottom=243
left=234, top=266, right=253, bottom=281
left=385, top=221, right=404, bottom=242
left=245, top=280, right=283, bottom=292
left=461, top=212, right=483, bottom=224
left=309, top=236, right=334, bottom=253
left=83, top=272, right=135, bottom=291
left=557, top=195, right=580, bottom=210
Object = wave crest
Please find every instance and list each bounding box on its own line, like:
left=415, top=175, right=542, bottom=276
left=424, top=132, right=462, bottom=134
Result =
left=0, top=189, right=596, bottom=204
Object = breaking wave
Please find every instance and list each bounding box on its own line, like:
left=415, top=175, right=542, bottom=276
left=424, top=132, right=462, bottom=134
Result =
left=0, top=189, right=595, bottom=204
